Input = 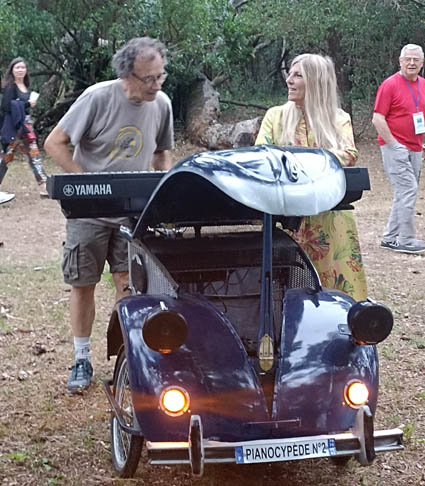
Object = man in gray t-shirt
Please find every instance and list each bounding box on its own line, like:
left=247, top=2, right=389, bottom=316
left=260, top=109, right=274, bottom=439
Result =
left=44, top=37, right=174, bottom=394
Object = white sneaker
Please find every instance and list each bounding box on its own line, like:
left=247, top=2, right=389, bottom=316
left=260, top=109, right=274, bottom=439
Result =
left=0, top=191, right=15, bottom=205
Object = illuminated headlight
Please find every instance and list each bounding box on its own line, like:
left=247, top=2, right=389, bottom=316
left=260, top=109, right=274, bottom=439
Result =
left=160, top=387, right=190, bottom=416
left=143, top=302, right=188, bottom=354
left=345, top=380, right=369, bottom=408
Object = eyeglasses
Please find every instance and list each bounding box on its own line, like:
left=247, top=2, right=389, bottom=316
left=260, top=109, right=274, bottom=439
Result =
left=131, top=71, right=168, bottom=85
left=401, top=57, right=423, bottom=63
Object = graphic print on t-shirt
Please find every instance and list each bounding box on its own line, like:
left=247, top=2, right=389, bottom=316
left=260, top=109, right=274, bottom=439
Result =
left=110, top=126, right=143, bottom=160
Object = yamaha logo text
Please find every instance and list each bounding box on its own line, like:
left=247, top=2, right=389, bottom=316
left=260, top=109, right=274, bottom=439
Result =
left=63, top=184, right=113, bottom=197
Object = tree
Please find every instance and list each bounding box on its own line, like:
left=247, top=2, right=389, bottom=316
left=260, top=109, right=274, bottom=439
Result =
left=1, top=0, right=425, bottom=139
left=231, top=0, right=425, bottom=122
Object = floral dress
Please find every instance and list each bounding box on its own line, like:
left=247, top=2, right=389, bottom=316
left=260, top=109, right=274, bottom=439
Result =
left=255, top=105, right=367, bottom=301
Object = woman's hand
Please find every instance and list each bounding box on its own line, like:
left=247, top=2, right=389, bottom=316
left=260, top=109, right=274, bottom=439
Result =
left=29, top=99, right=36, bottom=108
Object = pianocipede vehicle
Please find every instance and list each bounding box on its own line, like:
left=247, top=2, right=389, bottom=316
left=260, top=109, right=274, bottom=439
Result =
left=48, top=145, right=403, bottom=478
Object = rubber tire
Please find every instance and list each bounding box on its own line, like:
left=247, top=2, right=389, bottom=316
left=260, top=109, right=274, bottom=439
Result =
left=110, top=349, right=144, bottom=478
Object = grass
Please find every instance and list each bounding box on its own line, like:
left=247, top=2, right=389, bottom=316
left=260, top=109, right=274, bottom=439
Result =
left=1, top=144, right=425, bottom=485
left=413, top=336, right=425, bottom=349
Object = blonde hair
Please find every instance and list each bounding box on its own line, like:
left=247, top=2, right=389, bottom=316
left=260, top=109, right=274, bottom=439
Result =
left=279, top=53, right=344, bottom=151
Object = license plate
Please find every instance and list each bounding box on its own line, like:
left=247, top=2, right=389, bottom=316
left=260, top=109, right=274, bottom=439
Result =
left=235, top=438, right=336, bottom=464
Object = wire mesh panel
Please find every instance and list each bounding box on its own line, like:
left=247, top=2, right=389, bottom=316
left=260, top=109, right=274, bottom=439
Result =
left=140, top=228, right=320, bottom=293
left=287, top=250, right=320, bottom=290
left=130, top=227, right=320, bottom=351
left=129, top=240, right=178, bottom=297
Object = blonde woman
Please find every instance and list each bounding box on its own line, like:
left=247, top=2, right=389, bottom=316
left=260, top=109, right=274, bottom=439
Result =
left=256, top=53, right=367, bottom=301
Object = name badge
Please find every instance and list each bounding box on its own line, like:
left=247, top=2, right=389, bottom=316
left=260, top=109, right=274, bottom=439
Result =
left=413, top=112, right=425, bottom=135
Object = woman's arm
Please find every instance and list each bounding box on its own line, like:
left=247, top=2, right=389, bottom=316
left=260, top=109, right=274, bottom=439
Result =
left=332, top=112, right=358, bottom=167
left=0, top=84, right=17, bottom=115
left=255, top=106, right=282, bottom=145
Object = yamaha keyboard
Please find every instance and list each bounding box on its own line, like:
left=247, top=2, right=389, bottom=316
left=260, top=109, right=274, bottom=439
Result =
left=47, top=171, right=165, bottom=218
left=47, top=167, right=370, bottom=219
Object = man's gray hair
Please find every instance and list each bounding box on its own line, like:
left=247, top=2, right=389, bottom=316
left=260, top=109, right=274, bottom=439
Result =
left=400, top=44, right=424, bottom=59
left=112, top=37, right=167, bottom=78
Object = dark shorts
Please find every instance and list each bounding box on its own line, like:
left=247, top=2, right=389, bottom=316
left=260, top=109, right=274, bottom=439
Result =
left=62, top=219, right=129, bottom=286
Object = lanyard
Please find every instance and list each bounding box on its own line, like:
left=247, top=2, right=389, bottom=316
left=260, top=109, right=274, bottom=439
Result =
left=402, top=75, right=420, bottom=110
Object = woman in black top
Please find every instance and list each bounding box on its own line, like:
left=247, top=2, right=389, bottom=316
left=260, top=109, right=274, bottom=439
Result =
left=0, top=57, right=47, bottom=197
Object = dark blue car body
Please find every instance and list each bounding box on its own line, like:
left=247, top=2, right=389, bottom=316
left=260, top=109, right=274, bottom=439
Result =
left=48, top=145, right=403, bottom=477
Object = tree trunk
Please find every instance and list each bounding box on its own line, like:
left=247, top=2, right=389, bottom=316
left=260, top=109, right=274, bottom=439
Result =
left=184, top=76, right=262, bottom=149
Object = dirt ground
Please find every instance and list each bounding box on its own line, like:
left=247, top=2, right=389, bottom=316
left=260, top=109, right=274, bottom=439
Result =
left=0, top=139, right=424, bottom=486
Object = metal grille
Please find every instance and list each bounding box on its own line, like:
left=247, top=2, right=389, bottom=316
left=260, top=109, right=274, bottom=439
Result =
left=129, top=228, right=320, bottom=299
left=129, top=241, right=178, bottom=297
left=283, top=246, right=320, bottom=291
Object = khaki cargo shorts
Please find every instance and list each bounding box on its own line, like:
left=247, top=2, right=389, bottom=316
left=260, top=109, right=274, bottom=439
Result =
left=62, top=219, right=128, bottom=286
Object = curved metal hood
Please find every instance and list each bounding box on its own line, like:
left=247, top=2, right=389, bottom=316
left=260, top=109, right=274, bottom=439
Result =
left=134, top=145, right=345, bottom=232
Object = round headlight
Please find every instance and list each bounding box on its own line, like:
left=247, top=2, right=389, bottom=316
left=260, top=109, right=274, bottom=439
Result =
left=160, top=387, right=190, bottom=416
left=348, top=300, right=393, bottom=345
left=143, top=305, right=188, bottom=354
left=345, top=380, right=369, bottom=408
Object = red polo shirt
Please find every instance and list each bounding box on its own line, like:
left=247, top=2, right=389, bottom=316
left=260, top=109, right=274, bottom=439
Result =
left=374, top=72, right=425, bottom=151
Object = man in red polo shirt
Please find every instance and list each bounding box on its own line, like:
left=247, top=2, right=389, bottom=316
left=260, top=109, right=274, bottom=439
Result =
left=372, top=43, right=425, bottom=254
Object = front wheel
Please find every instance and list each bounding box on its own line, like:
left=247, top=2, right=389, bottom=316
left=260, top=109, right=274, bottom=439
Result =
left=110, top=349, right=143, bottom=477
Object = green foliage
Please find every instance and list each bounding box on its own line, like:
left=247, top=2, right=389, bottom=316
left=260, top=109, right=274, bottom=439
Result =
left=0, top=0, right=425, bottom=128
left=402, top=422, right=416, bottom=442
left=0, top=317, right=13, bottom=335
left=102, top=269, right=115, bottom=289
left=231, top=0, right=425, bottom=114
left=7, top=449, right=31, bottom=463
left=142, top=0, right=257, bottom=93
left=0, top=1, right=20, bottom=66
left=413, top=336, right=425, bottom=349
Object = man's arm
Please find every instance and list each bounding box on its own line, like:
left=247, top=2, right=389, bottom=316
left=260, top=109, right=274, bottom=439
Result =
left=44, top=125, right=84, bottom=173
left=371, top=112, right=396, bottom=145
left=152, top=150, right=172, bottom=171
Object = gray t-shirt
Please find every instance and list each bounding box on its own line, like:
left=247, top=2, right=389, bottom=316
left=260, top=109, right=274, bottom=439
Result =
left=58, top=79, right=174, bottom=226
left=59, top=79, right=174, bottom=172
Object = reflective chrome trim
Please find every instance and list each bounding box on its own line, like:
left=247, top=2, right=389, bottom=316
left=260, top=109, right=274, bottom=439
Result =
left=104, top=379, right=143, bottom=436
left=147, top=425, right=403, bottom=470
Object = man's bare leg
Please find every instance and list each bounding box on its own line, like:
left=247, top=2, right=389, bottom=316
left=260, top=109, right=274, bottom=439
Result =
left=67, top=284, right=96, bottom=393
left=112, top=271, right=130, bottom=301
left=70, top=284, right=96, bottom=337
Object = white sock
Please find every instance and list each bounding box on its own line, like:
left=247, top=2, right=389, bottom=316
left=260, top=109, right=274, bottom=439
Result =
left=74, top=336, right=91, bottom=362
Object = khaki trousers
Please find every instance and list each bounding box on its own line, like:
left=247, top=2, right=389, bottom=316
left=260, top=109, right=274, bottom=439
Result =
left=381, top=141, right=422, bottom=245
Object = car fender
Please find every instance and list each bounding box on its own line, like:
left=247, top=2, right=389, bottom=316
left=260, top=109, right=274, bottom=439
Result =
left=274, top=288, right=379, bottom=435
left=108, top=292, right=269, bottom=442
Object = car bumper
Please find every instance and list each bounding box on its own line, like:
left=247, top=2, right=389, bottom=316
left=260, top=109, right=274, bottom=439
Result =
left=147, top=429, right=403, bottom=461
left=147, top=411, right=403, bottom=475
left=105, top=379, right=403, bottom=477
